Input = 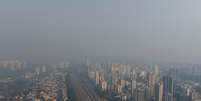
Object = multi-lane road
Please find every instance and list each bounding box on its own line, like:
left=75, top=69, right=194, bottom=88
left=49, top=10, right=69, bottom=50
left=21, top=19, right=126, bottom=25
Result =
left=68, top=65, right=107, bottom=101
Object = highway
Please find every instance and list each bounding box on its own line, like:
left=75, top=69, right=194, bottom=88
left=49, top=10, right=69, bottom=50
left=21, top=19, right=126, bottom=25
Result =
left=68, top=65, right=107, bottom=101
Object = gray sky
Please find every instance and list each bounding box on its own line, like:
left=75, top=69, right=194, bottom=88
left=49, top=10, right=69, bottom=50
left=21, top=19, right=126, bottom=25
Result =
left=0, top=0, right=201, bottom=63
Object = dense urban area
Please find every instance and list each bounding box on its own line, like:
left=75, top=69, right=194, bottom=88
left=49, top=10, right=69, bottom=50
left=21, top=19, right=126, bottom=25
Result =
left=1, top=0, right=201, bottom=101
left=0, top=58, right=201, bottom=101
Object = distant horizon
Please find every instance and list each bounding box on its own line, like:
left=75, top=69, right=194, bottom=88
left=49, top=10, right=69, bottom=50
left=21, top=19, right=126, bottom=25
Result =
left=1, top=0, right=201, bottom=64
left=0, top=56, right=199, bottom=65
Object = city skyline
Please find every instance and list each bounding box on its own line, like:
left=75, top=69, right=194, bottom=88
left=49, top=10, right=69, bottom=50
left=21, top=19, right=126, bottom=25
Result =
left=1, top=1, right=201, bottom=101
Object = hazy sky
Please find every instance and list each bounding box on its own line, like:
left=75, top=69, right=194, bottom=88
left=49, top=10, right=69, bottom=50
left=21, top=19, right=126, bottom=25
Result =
left=0, top=0, right=201, bottom=63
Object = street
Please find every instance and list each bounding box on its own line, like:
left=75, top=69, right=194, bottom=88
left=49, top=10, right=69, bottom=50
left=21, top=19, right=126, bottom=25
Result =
left=68, top=65, right=107, bottom=101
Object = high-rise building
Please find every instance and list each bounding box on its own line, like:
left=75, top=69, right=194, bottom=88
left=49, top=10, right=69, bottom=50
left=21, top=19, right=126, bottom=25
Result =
left=163, top=76, right=173, bottom=101
left=42, top=66, right=47, bottom=73
left=133, top=88, right=145, bottom=101
left=144, top=86, right=155, bottom=100
left=146, top=72, right=156, bottom=99
left=174, top=85, right=193, bottom=101
left=155, top=81, right=163, bottom=101
left=131, top=79, right=137, bottom=95
left=95, top=71, right=100, bottom=85
left=147, top=72, right=156, bottom=87
left=35, top=67, right=40, bottom=75
left=85, top=56, right=90, bottom=67
left=154, top=65, right=159, bottom=76
left=100, top=80, right=107, bottom=91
